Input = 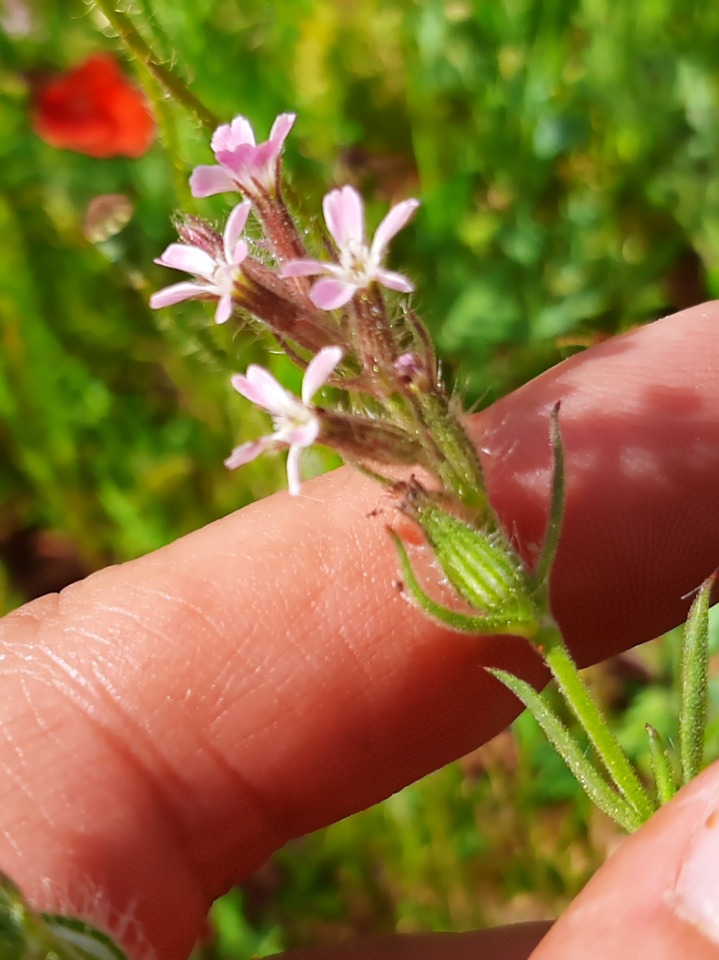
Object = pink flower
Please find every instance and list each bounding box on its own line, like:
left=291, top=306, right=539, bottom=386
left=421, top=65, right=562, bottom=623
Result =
left=149, top=201, right=251, bottom=324
left=190, top=113, right=296, bottom=199
left=281, top=185, right=419, bottom=310
left=225, top=346, right=342, bottom=495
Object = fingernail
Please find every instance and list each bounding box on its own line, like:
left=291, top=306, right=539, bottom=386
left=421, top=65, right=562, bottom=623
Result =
left=671, top=805, right=719, bottom=944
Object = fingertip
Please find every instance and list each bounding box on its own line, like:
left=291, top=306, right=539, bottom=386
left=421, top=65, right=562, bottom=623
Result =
left=532, top=762, right=719, bottom=959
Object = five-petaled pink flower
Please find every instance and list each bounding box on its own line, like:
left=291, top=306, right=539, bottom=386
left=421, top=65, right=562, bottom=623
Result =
left=281, top=185, right=419, bottom=310
left=190, top=113, right=296, bottom=199
left=225, top=345, right=342, bottom=495
left=150, top=200, right=251, bottom=324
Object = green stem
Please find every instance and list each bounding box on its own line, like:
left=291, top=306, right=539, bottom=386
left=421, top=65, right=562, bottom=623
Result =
left=91, top=0, right=219, bottom=131
left=418, top=391, right=487, bottom=513
left=543, top=636, right=656, bottom=823
left=141, top=71, right=193, bottom=205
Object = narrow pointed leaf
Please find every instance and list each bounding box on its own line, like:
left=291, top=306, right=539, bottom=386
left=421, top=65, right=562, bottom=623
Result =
left=679, top=574, right=715, bottom=784
left=646, top=724, right=679, bottom=806
left=489, top=669, right=641, bottom=832
left=531, top=402, right=565, bottom=590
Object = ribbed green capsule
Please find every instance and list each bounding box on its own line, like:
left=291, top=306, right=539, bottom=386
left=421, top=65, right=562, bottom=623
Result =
left=417, top=502, right=533, bottom=619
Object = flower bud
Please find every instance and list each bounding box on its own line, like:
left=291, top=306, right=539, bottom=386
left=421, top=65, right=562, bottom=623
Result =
left=319, top=410, right=428, bottom=468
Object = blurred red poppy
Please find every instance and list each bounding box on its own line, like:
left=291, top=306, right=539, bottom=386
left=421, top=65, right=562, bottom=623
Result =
left=31, top=53, right=155, bottom=159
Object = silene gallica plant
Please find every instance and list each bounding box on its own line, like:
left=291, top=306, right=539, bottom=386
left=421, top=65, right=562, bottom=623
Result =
left=146, top=111, right=715, bottom=834
left=2, top=87, right=716, bottom=960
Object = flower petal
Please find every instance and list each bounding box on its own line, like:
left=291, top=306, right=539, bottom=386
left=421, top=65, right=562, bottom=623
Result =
left=231, top=365, right=293, bottom=413
left=249, top=141, right=281, bottom=178
left=280, top=258, right=325, bottom=278
left=301, top=346, right=343, bottom=403
left=31, top=54, right=156, bottom=159
left=230, top=238, right=248, bottom=266
left=223, top=200, right=252, bottom=262
left=370, top=198, right=419, bottom=258
left=310, top=277, right=357, bottom=310
left=189, top=164, right=238, bottom=198
left=323, top=185, right=364, bottom=249
left=156, top=243, right=216, bottom=279
left=374, top=267, right=415, bottom=293
left=214, top=144, right=257, bottom=179
left=285, top=443, right=303, bottom=496
left=284, top=420, right=321, bottom=448
left=212, top=116, right=255, bottom=153
left=215, top=293, right=233, bottom=324
left=149, top=281, right=206, bottom=309
left=224, top=435, right=275, bottom=470
left=269, top=112, right=296, bottom=148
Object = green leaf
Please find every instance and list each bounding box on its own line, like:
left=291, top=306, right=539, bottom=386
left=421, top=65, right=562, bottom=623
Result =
left=646, top=724, right=679, bottom=806
left=530, top=402, right=565, bottom=592
left=488, top=670, right=641, bottom=833
left=679, top=574, right=715, bottom=784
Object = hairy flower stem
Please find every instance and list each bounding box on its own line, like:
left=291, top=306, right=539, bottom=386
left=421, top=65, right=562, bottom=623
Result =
left=387, top=393, right=456, bottom=488
left=540, top=626, right=656, bottom=823
left=254, top=193, right=310, bottom=266
left=91, top=0, right=219, bottom=131
left=417, top=391, right=487, bottom=513
left=349, top=291, right=398, bottom=388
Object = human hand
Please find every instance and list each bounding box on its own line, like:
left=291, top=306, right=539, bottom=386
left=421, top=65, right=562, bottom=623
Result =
left=1, top=303, right=719, bottom=960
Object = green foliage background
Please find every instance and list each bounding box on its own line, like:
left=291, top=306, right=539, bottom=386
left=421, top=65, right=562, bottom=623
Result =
left=1, top=0, right=719, bottom=954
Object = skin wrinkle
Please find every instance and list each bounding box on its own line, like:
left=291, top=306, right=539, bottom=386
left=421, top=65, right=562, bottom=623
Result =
left=217, top=572, right=434, bottom=839
left=218, top=645, right=345, bottom=765
left=27, top=593, right=208, bottom=953
left=104, top=668, right=268, bottom=868
left=152, top=653, right=292, bottom=888
left=335, top=615, right=383, bottom=689
left=286, top=564, right=381, bottom=699
left=1, top=671, right=74, bottom=827
left=172, top=554, right=285, bottom=647
left=16, top=668, right=66, bottom=737
left=88, top=586, right=312, bottom=894
left=128, top=584, right=230, bottom=645
left=0, top=747, right=37, bottom=810
left=262, top=520, right=385, bottom=715
left=182, top=738, right=287, bottom=896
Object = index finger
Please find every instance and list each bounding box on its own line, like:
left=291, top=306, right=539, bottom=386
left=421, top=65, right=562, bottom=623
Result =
left=1, top=303, right=718, bottom=959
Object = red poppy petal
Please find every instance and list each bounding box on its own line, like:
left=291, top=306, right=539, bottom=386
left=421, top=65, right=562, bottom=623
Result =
left=30, top=53, right=155, bottom=158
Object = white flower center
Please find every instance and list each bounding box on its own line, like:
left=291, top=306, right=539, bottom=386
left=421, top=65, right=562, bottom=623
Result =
left=272, top=398, right=320, bottom=445
left=340, top=239, right=377, bottom=285
left=213, top=262, right=240, bottom=294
